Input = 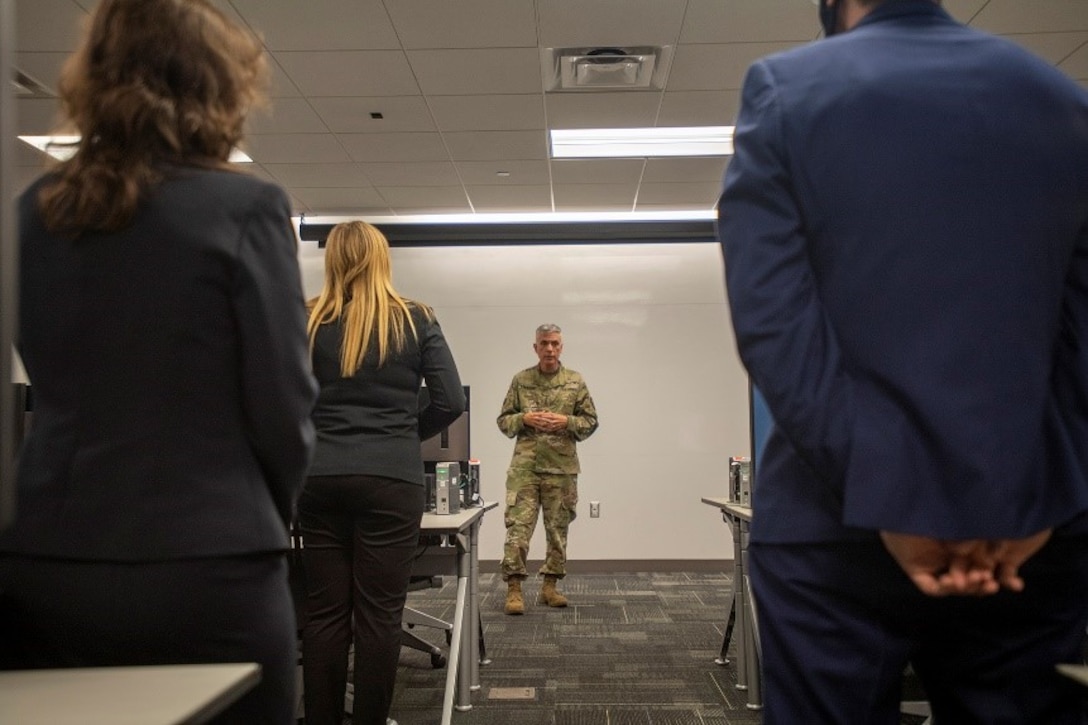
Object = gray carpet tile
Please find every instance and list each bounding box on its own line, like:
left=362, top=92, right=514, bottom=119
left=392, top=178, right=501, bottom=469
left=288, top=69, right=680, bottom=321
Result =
left=379, top=572, right=763, bottom=725
left=322, top=572, right=935, bottom=725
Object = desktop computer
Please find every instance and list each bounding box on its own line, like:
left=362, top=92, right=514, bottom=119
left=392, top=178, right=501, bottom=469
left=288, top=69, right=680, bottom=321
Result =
left=434, top=461, right=461, bottom=515
left=729, top=456, right=751, bottom=505
left=463, top=459, right=481, bottom=508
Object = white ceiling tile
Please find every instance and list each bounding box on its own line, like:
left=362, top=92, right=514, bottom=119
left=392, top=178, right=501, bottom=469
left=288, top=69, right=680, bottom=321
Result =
left=309, top=96, right=436, bottom=133
left=551, top=159, right=645, bottom=185
left=267, top=63, right=303, bottom=99
left=657, top=90, right=739, bottom=127
left=942, top=0, right=990, bottom=24
left=389, top=205, right=472, bottom=215
left=1002, top=32, right=1088, bottom=66
left=15, top=0, right=86, bottom=52
left=443, top=131, right=548, bottom=161
left=428, top=95, right=545, bottom=131
left=208, top=1, right=247, bottom=27
left=291, top=187, right=391, bottom=213
left=408, top=49, right=542, bottom=95
left=359, top=162, right=461, bottom=186
left=537, top=0, right=686, bottom=49
left=455, top=160, right=551, bottom=185
left=15, top=98, right=62, bottom=135
left=288, top=196, right=312, bottom=215
left=1057, top=37, right=1088, bottom=79
left=635, top=201, right=716, bottom=212
left=339, top=133, right=451, bottom=162
left=262, top=163, right=375, bottom=188
left=384, top=0, right=537, bottom=49
left=636, top=181, right=721, bottom=205
left=466, top=185, right=553, bottom=211
left=681, top=0, right=817, bottom=44
left=970, top=0, right=1088, bottom=34
left=553, top=182, right=638, bottom=211
left=668, top=42, right=799, bottom=92
left=244, top=134, right=351, bottom=164
left=545, top=92, right=662, bottom=129
left=642, top=157, right=728, bottom=184
left=228, top=0, right=400, bottom=50
left=276, top=51, right=420, bottom=96
left=248, top=99, right=328, bottom=134
left=378, top=186, right=471, bottom=208
left=13, top=52, right=69, bottom=94
left=240, top=165, right=279, bottom=185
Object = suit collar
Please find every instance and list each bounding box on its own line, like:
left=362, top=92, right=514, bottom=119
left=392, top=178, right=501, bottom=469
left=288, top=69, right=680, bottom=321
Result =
left=856, top=0, right=954, bottom=30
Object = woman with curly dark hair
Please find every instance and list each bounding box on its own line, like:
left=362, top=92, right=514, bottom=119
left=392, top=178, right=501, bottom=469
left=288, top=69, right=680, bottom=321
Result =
left=0, top=2, right=317, bottom=723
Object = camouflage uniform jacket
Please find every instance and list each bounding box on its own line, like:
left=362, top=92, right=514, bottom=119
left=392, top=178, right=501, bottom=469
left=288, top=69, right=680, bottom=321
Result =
left=497, top=364, right=599, bottom=474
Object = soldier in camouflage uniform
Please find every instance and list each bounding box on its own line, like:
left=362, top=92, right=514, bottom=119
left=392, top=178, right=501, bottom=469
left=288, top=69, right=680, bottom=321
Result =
left=497, top=324, right=599, bottom=615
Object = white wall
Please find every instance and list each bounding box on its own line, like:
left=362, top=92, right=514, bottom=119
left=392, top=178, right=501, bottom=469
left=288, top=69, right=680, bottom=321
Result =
left=298, top=238, right=747, bottom=563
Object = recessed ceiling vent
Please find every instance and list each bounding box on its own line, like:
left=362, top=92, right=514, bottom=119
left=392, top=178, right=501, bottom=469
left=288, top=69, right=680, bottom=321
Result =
left=541, top=45, right=672, bottom=92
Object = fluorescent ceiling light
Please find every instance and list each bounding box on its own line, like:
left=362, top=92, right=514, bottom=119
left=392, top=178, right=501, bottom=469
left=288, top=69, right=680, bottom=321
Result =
left=18, top=135, right=253, bottom=163
left=19, top=135, right=80, bottom=160
left=298, top=209, right=717, bottom=225
left=550, top=126, right=733, bottom=159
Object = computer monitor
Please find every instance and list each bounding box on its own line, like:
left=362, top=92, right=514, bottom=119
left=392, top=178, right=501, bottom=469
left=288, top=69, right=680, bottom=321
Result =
left=419, top=385, right=470, bottom=474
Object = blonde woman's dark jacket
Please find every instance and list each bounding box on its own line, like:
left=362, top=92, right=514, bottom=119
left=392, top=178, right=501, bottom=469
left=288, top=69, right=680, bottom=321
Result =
left=307, top=305, right=465, bottom=484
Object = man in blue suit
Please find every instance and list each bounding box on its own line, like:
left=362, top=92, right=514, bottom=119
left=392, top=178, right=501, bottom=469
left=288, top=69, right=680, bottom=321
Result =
left=718, top=0, right=1088, bottom=722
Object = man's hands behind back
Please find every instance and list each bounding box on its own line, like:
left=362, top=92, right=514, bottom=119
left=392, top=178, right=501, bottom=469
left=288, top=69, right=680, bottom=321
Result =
left=880, top=529, right=1052, bottom=597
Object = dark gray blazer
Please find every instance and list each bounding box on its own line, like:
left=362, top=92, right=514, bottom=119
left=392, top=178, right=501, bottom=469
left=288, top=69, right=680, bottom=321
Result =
left=3, top=167, right=317, bottom=560
left=307, top=306, right=465, bottom=485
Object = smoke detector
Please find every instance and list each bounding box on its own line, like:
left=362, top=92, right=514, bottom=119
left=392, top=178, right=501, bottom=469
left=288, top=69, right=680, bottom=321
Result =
left=541, top=46, right=673, bottom=92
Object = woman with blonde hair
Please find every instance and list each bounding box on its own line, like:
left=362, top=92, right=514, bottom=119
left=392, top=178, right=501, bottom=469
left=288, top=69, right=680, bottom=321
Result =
left=300, top=221, right=465, bottom=725
left=0, top=1, right=317, bottom=723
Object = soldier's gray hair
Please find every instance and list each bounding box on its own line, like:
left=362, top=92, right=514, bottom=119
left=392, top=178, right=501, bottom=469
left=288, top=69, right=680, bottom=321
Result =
left=536, top=323, right=562, bottom=338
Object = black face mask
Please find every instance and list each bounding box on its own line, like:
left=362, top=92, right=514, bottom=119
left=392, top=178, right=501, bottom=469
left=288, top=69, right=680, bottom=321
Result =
left=819, top=1, right=839, bottom=37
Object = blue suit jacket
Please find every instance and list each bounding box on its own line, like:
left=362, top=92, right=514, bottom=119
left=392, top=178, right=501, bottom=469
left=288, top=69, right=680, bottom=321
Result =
left=718, top=1, right=1088, bottom=543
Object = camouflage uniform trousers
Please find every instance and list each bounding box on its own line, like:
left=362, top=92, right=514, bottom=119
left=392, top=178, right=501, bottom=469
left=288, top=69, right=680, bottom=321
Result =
left=501, top=469, right=578, bottom=581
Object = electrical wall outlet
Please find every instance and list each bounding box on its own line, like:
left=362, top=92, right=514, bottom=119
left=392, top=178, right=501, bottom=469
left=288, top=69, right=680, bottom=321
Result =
left=589, top=501, right=600, bottom=518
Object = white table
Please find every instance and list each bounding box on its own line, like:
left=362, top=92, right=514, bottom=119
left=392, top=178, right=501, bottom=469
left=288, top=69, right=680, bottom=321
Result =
left=702, top=496, right=761, bottom=710
left=0, top=662, right=260, bottom=724
left=418, top=501, right=497, bottom=725
left=702, top=497, right=940, bottom=722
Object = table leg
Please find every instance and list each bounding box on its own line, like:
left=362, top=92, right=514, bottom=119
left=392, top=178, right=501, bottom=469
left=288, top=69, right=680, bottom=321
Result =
left=454, top=536, right=473, bottom=712
left=441, top=568, right=468, bottom=725
left=740, top=531, right=762, bottom=710
left=728, top=514, right=748, bottom=692
left=468, top=518, right=485, bottom=689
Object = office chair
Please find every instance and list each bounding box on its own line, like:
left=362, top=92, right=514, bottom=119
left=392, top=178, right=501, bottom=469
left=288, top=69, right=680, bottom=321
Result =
left=402, top=576, right=449, bottom=669
left=400, top=575, right=489, bottom=670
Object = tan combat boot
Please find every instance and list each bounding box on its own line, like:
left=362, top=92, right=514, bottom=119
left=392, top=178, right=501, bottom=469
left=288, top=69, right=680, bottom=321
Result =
left=504, top=579, right=525, bottom=615
left=539, top=575, right=569, bottom=607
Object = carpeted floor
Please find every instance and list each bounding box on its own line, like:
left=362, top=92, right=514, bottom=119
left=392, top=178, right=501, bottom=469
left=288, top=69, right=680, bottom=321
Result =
left=374, top=571, right=926, bottom=725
